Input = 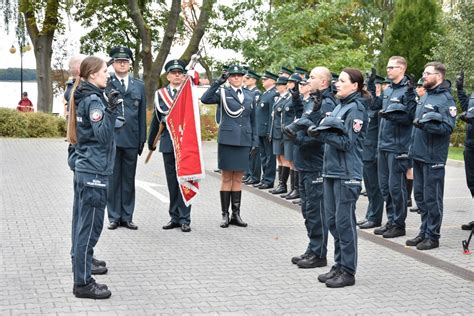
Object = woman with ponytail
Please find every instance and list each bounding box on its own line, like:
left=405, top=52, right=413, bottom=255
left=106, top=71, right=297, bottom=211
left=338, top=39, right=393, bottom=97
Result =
left=68, top=56, right=121, bottom=299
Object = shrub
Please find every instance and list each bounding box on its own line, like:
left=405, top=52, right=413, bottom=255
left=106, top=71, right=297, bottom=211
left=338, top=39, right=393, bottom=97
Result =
left=0, top=108, right=66, bottom=138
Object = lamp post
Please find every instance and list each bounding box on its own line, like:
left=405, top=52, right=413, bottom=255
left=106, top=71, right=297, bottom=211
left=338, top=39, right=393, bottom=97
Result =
left=10, top=40, right=32, bottom=99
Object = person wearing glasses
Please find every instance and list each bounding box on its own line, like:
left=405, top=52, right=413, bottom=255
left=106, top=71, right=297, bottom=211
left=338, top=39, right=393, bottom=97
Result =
left=405, top=62, right=456, bottom=250
left=106, top=46, right=147, bottom=231
left=374, top=56, right=417, bottom=239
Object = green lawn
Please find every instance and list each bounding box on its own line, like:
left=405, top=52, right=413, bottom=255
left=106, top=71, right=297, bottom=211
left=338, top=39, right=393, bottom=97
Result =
left=448, top=146, right=464, bottom=161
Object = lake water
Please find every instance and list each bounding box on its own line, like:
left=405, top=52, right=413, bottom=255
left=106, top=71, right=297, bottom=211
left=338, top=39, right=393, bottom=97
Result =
left=0, top=81, right=66, bottom=115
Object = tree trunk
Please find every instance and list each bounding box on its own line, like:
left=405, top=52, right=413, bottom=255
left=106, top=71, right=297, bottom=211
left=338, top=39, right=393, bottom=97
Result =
left=32, top=36, right=54, bottom=112
left=20, top=0, right=59, bottom=113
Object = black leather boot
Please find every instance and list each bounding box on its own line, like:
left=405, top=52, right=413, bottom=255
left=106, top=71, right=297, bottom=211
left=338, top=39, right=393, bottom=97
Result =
left=269, top=166, right=282, bottom=194
left=286, top=171, right=300, bottom=200
left=229, top=191, right=247, bottom=227
left=220, top=191, right=231, bottom=228
left=281, top=169, right=294, bottom=198
left=272, top=167, right=289, bottom=195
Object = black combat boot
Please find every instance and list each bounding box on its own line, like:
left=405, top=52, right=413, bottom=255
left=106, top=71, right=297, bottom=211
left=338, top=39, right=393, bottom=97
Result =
left=229, top=191, right=247, bottom=227
left=269, top=166, right=282, bottom=194
left=286, top=171, right=300, bottom=200
left=272, top=167, right=289, bottom=195
left=281, top=169, right=294, bottom=198
left=220, top=191, right=231, bottom=228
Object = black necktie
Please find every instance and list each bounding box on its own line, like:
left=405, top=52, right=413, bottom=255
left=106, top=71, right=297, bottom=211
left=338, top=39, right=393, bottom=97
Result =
left=172, top=88, right=177, bottom=98
left=237, top=89, right=242, bottom=95
left=121, top=79, right=126, bottom=91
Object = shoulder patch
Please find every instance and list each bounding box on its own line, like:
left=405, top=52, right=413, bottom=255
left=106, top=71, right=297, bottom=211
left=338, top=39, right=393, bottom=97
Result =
left=90, top=108, right=104, bottom=122
left=353, top=119, right=363, bottom=133
left=449, top=106, right=457, bottom=118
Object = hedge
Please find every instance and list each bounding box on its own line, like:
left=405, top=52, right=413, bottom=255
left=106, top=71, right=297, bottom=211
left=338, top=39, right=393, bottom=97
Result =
left=0, top=108, right=67, bottom=138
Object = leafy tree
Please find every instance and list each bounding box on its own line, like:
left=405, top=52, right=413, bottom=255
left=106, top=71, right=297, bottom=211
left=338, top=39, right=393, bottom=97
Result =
left=377, top=0, right=443, bottom=78
left=431, top=0, right=474, bottom=90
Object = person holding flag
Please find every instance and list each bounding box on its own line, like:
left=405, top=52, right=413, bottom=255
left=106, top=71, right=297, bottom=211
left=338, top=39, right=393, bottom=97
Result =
left=201, top=64, right=258, bottom=228
left=148, top=58, right=203, bottom=233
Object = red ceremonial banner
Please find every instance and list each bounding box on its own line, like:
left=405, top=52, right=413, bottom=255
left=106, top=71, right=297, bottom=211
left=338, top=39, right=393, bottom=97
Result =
left=165, top=72, right=204, bottom=206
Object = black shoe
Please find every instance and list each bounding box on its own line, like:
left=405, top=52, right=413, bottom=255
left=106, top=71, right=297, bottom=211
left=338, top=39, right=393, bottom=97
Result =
left=382, top=226, right=406, bottom=238
left=241, top=176, right=250, bottom=183
left=246, top=179, right=259, bottom=185
left=291, top=253, right=309, bottom=264
left=409, top=206, right=420, bottom=213
left=325, top=270, right=355, bottom=288
left=356, top=219, right=368, bottom=226
left=92, top=257, right=106, bottom=267
left=297, top=254, right=327, bottom=269
left=318, top=266, right=341, bottom=283
left=162, top=221, right=180, bottom=230
left=461, top=221, right=474, bottom=231
left=416, top=238, right=439, bottom=250
left=213, top=169, right=221, bottom=174
left=181, top=224, right=191, bottom=232
left=120, top=221, right=138, bottom=230
left=258, top=183, right=273, bottom=190
left=285, top=190, right=300, bottom=200
left=359, top=221, right=381, bottom=229
left=271, top=185, right=287, bottom=195
left=292, top=199, right=301, bottom=205
left=253, top=182, right=263, bottom=188
left=407, top=199, right=412, bottom=207
left=280, top=189, right=292, bottom=198
left=406, top=235, right=424, bottom=246
left=74, top=280, right=111, bottom=299
left=374, top=222, right=391, bottom=235
left=91, top=263, right=108, bottom=275
left=108, top=222, right=119, bottom=230
left=73, top=278, right=107, bottom=295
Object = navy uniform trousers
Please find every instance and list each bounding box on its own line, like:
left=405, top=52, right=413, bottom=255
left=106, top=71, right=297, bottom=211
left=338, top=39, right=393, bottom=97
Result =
left=73, top=171, right=108, bottom=286
left=259, top=136, right=276, bottom=185
left=413, top=159, right=445, bottom=240
left=377, top=150, right=408, bottom=228
left=324, top=178, right=360, bottom=275
left=163, top=152, right=191, bottom=225
left=245, top=147, right=262, bottom=182
left=464, top=146, right=474, bottom=197
left=108, top=147, right=139, bottom=223
left=300, top=172, right=327, bottom=258
left=362, top=159, right=384, bottom=224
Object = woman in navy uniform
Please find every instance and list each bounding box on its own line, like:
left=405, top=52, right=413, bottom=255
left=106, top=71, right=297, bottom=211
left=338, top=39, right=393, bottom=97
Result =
left=67, top=56, right=121, bottom=299
left=201, top=64, right=258, bottom=228
left=310, top=68, right=367, bottom=288
left=270, top=76, right=292, bottom=195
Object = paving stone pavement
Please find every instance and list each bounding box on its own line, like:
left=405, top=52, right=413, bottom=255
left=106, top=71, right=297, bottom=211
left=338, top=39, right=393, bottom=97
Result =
left=0, top=138, right=473, bottom=315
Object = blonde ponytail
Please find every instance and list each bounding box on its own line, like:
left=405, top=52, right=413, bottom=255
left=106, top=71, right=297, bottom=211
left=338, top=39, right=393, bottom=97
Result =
left=66, top=79, right=81, bottom=144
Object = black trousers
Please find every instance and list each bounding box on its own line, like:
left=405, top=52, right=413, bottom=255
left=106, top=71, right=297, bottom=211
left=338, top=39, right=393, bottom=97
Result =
left=362, top=160, right=384, bottom=223
left=163, top=152, right=191, bottom=224
left=464, top=146, right=474, bottom=197
left=258, top=136, right=276, bottom=185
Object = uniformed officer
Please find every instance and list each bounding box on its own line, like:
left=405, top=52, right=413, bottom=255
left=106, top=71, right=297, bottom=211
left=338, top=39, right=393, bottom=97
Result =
left=375, top=56, right=417, bottom=238
left=67, top=56, right=120, bottom=299
left=253, top=71, right=279, bottom=190
left=281, top=74, right=303, bottom=200
left=357, top=69, right=385, bottom=229
left=288, top=66, right=336, bottom=269
left=279, top=66, right=293, bottom=78
left=201, top=64, right=258, bottom=228
left=308, top=68, right=368, bottom=288
left=269, top=76, right=292, bottom=195
left=65, top=54, right=107, bottom=276
left=106, top=46, right=146, bottom=230
left=456, top=70, right=474, bottom=231
left=242, top=69, right=262, bottom=185
left=148, top=59, right=192, bottom=232
left=294, top=67, right=308, bottom=80
left=406, top=62, right=456, bottom=250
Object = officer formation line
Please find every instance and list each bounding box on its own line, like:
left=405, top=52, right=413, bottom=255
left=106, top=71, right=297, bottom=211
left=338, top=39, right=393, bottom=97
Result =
left=64, top=46, right=473, bottom=299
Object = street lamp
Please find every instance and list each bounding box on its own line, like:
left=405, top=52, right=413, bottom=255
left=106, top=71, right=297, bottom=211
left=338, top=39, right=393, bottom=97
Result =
left=9, top=40, right=32, bottom=99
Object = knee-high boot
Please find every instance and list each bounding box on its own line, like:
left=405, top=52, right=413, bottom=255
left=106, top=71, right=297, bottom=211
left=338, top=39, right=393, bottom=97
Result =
left=281, top=169, right=295, bottom=198
left=229, top=191, right=247, bottom=227
left=220, top=191, right=231, bottom=228
left=269, top=166, right=283, bottom=193
left=286, top=171, right=300, bottom=200
left=272, top=166, right=289, bottom=195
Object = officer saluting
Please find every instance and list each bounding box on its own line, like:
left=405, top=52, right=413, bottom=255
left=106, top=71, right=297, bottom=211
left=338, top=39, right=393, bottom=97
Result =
left=148, top=59, right=192, bottom=232
left=106, top=46, right=146, bottom=230
left=201, top=64, right=258, bottom=228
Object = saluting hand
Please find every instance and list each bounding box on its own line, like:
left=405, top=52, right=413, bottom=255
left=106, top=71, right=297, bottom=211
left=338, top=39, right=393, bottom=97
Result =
left=217, top=71, right=230, bottom=85
left=456, top=70, right=464, bottom=91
